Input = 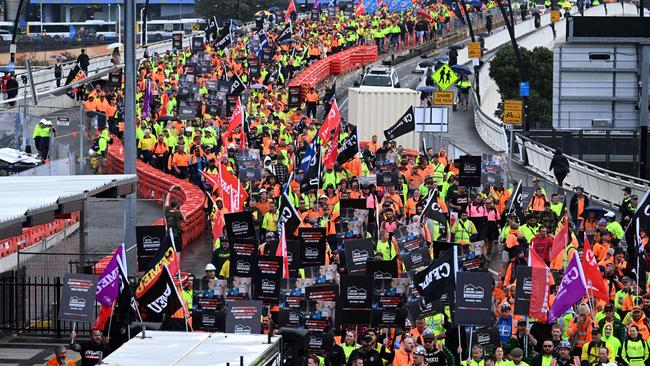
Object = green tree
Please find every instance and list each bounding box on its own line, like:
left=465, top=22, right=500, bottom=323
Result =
left=488, top=44, right=553, bottom=128
left=196, top=0, right=290, bottom=23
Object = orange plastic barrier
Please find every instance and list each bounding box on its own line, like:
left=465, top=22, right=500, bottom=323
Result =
left=105, top=138, right=206, bottom=249
left=289, top=45, right=378, bottom=96
left=0, top=213, right=80, bottom=257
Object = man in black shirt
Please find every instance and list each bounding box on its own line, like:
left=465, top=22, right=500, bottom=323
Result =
left=348, top=333, right=382, bottom=366
left=77, top=49, right=90, bottom=73
left=70, top=329, right=111, bottom=366
left=423, top=331, right=455, bottom=366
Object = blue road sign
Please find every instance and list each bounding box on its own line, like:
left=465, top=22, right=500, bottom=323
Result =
left=519, top=81, right=530, bottom=97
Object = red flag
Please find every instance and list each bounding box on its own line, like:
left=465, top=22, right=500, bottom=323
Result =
left=211, top=209, right=225, bottom=240
left=530, top=250, right=551, bottom=323
left=318, top=100, right=341, bottom=144
left=323, top=126, right=340, bottom=170
left=355, top=0, right=365, bottom=17
left=285, top=0, right=296, bottom=22
left=275, top=223, right=290, bottom=279
left=201, top=170, right=220, bottom=190
left=225, top=97, right=243, bottom=137
left=550, top=217, right=568, bottom=261
left=582, top=238, right=610, bottom=301
left=220, top=167, right=249, bottom=213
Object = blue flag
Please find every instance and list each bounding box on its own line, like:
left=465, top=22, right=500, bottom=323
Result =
left=258, top=32, right=269, bottom=59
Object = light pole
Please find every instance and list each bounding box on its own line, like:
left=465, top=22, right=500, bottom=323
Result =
left=124, top=0, right=137, bottom=274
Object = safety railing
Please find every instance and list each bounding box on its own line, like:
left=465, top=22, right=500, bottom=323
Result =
left=2, top=31, right=203, bottom=108
left=471, top=2, right=650, bottom=207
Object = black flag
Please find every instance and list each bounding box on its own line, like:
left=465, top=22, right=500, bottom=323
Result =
left=421, top=189, right=447, bottom=223
left=507, top=182, right=526, bottom=224
left=137, top=265, right=183, bottom=320
left=230, top=72, right=246, bottom=95
left=214, top=33, right=231, bottom=50
left=277, top=23, right=293, bottom=43
left=337, top=125, right=359, bottom=166
left=206, top=16, right=220, bottom=35
left=626, top=190, right=650, bottom=238
left=384, top=106, right=415, bottom=141
left=115, top=260, right=141, bottom=322
left=278, top=188, right=302, bottom=239
left=413, top=249, right=455, bottom=303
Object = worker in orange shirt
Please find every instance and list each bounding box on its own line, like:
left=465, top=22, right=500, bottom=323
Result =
left=367, top=135, right=380, bottom=154
left=305, top=87, right=319, bottom=119
left=45, top=346, right=76, bottom=366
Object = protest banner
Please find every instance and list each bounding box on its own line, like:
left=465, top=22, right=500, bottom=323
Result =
left=225, top=300, right=263, bottom=334
left=254, top=256, right=282, bottom=304
left=59, top=273, right=97, bottom=323
left=224, top=212, right=257, bottom=241
left=514, top=266, right=532, bottom=316
left=300, top=228, right=327, bottom=267
left=344, top=238, right=373, bottom=274
left=136, top=225, right=166, bottom=271
left=454, top=271, right=493, bottom=326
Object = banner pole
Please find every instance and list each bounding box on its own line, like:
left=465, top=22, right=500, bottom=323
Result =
left=636, top=217, right=641, bottom=297
left=316, top=146, right=322, bottom=211
left=169, top=230, right=190, bottom=333
left=467, top=326, right=473, bottom=362
left=107, top=301, right=116, bottom=338
left=524, top=317, right=528, bottom=358
left=71, top=322, right=76, bottom=345
left=453, top=245, right=462, bottom=358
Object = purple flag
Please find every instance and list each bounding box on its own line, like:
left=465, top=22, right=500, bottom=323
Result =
left=313, top=0, right=319, bottom=9
left=142, top=80, right=152, bottom=120
left=96, top=244, right=126, bottom=308
left=547, top=254, right=587, bottom=323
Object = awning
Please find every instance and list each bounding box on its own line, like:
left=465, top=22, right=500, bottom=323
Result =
left=0, top=174, right=137, bottom=238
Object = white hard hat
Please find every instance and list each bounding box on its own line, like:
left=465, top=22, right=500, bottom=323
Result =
left=604, top=211, right=615, bottom=218
left=205, top=263, right=217, bottom=271
left=41, top=119, right=52, bottom=125
left=39, top=118, right=48, bottom=124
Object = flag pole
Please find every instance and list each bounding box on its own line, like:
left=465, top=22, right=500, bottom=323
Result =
left=316, top=145, right=322, bottom=210
left=453, top=245, right=462, bottom=358
left=107, top=301, right=116, bottom=338
left=636, top=217, right=640, bottom=297
left=169, top=230, right=190, bottom=333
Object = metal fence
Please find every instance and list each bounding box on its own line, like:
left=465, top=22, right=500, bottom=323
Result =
left=0, top=269, right=100, bottom=337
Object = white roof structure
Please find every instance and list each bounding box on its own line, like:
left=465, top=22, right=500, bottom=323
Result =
left=0, top=174, right=137, bottom=237
left=103, top=331, right=281, bottom=366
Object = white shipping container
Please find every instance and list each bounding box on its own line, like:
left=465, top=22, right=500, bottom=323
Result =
left=347, top=87, right=421, bottom=149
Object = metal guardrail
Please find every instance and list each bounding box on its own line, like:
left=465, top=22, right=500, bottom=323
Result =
left=2, top=31, right=204, bottom=107
left=471, top=2, right=650, bottom=207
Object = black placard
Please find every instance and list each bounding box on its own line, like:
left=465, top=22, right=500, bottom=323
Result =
left=136, top=225, right=166, bottom=271
left=237, top=150, right=263, bottom=182
left=454, top=271, right=493, bottom=326
left=249, top=58, right=261, bottom=77
left=344, top=238, right=373, bottom=274
left=108, top=70, right=122, bottom=88
left=224, top=211, right=257, bottom=241
left=192, top=36, right=204, bottom=52
left=226, top=94, right=239, bottom=117
left=192, top=309, right=225, bottom=332
left=225, top=300, right=263, bottom=334
left=376, top=157, right=399, bottom=187
left=396, top=223, right=431, bottom=271
left=172, top=32, right=183, bottom=49
left=287, top=240, right=301, bottom=272
left=514, top=266, right=532, bottom=316
left=371, top=308, right=407, bottom=328
left=254, top=256, right=282, bottom=304
left=262, top=47, right=273, bottom=64
left=340, top=275, right=373, bottom=310
left=305, top=330, right=333, bottom=355
left=306, top=284, right=338, bottom=302
left=459, top=155, right=482, bottom=187
left=366, top=259, right=398, bottom=280
left=177, top=106, right=197, bottom=121
left=470, top=327, right=500, bottom=351
left=288, top=86, right=302, bottom=108
left=230, top=239, right=259, bottom=277
left=300, top=228, right=327, bottom=267
left=279, top=308, right=306, bottom=328
left=311, top=8, right=321, bottom=20
left=58, top=273, right=97, bottom=323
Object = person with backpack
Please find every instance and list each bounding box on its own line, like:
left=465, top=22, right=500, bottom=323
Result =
left=621, top=325, right=648, bottom=366
left=581, top=328, right=614, bottom=364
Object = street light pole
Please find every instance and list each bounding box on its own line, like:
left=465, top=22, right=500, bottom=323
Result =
left=497, top=0, right=527, bottom=132
left=124, top=0, right=137, bottom=274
